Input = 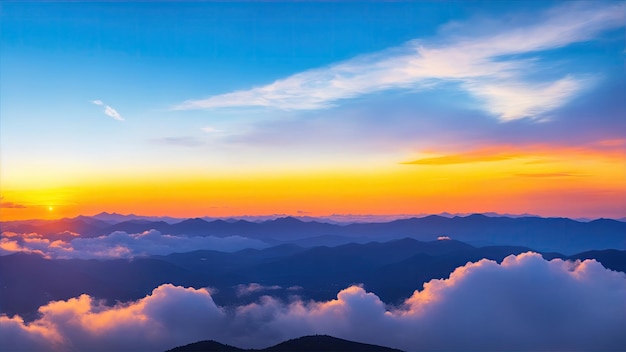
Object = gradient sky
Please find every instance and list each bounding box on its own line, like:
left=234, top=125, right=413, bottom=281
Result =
left=1, top=1, right=625, bottom=220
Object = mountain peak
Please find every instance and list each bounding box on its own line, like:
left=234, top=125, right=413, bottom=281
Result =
left=165, top=335, right=403, bottom=352
left=272, top=216, right=303, bottom=224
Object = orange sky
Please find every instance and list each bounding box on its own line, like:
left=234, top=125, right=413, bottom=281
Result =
left=2, top=2, right=625, bottom=222
left=2, top=144, right=624, bottom=221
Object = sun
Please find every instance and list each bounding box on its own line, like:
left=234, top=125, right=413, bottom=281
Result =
left=48, top=206, right=54, bottom=211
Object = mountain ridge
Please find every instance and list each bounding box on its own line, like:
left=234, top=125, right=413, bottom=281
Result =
left=2, top=213, right=625, bottom=254
left=165, top=335, right=403, bottom=352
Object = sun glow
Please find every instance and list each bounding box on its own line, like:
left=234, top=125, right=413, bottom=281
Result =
left=2, top=142, right=623, bottom=222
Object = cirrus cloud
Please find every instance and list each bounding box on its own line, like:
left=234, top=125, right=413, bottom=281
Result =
left=174, top=2, right=624, bottom=121
left=91, top=100, right=124, bottom=121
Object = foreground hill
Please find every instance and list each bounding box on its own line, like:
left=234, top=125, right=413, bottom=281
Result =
left=166, top=335, right=403, bottom=352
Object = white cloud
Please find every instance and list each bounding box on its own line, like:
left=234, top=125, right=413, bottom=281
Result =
left=2, top=253, right=625, bottom=351
left=201, top=126, right=222, bottom=133
left=0, top=230, right=268, bottom=259
left=91, top=100, right=124, bottom=121
left=0, top=284, right=225, bottom=352
left=235, top=283, right=282, bottom=297
left=463, top=75, right=587, bottom=122
left=103, top=105, right=123, bottom=121
left=174, top=2, right=625, bottom=121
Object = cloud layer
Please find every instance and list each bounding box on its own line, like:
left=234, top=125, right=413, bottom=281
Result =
left=91, top=100, right=124, bottom=121
left=0, top=230, right=268, bottom=259
left=174, top=2, right=624, bottom=121
left=2, top=253, right=624, bottom=351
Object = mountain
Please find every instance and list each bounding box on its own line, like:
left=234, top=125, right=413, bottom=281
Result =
left=165, top=335, right=403, bottom=352
left=264, top=335, right=402, bottom=352
left=568, top=249, right=626, bottom=272
left=0, top=253, right=204, bottom=319
left=3, top=214, right=625, bottom=253
left=166, top=340, right=243, bottom=351
left=91, top=212, right=186, bottom=224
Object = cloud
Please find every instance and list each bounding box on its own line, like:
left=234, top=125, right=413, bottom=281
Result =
left=235, top=283, right=282, bottom=297
left=0, top=284, right=224, bottom=352
left=0, top=230, right=268, bottom=259
left=201, top=126, right=222, bottom=133
left=2, top=253, right=625, bottom=351
left=152, top=136, right=204, bottom=147
left=0, top=197, right=27, bottom=208
left=91, top=100, right=124, bottom=121
left=463, top=75, right=585, bottom=122
left=0, top=201, right=27, bottom=209
left=173, top=2, right=624, bottom=121
left=401, top=142, right=626, bottom=166
left=402, top=150, right=519, bottom=165
left=514, top=172, right=586, bottom=178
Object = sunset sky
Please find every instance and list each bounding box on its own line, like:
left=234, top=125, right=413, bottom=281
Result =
left=1, top=1, right=625, bottom=220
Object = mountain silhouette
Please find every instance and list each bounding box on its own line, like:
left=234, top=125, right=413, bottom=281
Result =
left=165, top=335, right=403, bottom=352
left=3, top=214, right=624, bottom=253
left=166, top=340, right=244, bottom=351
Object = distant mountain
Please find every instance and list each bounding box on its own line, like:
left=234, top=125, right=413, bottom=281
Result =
left=90, top=212, right=186, bottom=224
left=165, top=335, right=402, bottom=352
left=3, top=214, right=625, bottom=253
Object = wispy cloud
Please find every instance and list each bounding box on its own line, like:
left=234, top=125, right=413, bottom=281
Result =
left=201, top=127, right=222, bottom=133
left=152, top=136, right=204, bottom=147
left=235, top=283, right=282, bottom=297
left=0, top=197, right=27, bottom=209
left=403, top=150, right=520, bottom=165
left=402, top=142, right=626, bottom=166
left=0, top=230, right=268, bottom=259
left=174, top=2, right=624, bottom=121
left=514, top=172, right=586, bottom=178
left=91, top=100, right=124, bottom=121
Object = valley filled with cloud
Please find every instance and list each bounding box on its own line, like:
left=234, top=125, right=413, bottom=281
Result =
left=1, top=214, right=626, bottom=351
left=2, top=252, right=624, bottom=351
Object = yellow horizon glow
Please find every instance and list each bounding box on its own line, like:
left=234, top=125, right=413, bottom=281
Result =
left=1, top=144, right=624, bottom=221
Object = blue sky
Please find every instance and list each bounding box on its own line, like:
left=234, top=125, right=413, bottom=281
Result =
left=1, top=1, right=625, bottom=219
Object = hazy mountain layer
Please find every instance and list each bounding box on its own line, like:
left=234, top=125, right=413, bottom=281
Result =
left=2, top=214, right=624, bottom=254
left=2, top=238, right=624, bottom=320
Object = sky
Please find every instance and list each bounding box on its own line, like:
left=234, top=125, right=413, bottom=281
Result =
left=1, top=1, right=625, bottom=220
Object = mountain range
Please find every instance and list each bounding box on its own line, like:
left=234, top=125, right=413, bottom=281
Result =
left=2, top=213, right=625, bottom=253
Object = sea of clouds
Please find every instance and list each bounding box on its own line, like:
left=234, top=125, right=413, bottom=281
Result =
left=1, top=252, right=624, bottom=351
left=0, top=230, right=268, bottom=259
